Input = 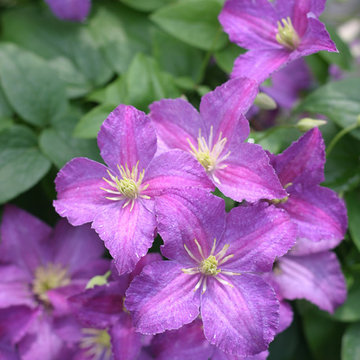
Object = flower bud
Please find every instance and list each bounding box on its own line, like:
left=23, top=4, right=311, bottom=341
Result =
left=296, top=118, right=327, bottom=132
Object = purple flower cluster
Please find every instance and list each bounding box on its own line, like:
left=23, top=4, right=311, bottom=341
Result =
left=0, top=0, right=347, bottom=359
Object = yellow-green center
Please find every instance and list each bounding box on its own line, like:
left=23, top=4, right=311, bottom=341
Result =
left=80, top=329, right=112, bottom=360
left=200, top=255, right=220, bottom=276
left=32, top=263, right=70, bottom=303
left=276, top=17, right=300, bottom=50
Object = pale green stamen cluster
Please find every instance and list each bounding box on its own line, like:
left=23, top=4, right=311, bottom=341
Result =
left=101, top=161, right=150, bottom=211
left=32, top=263, right=70, bottom=303
left=80, top=328, right=112, bottom=360
left=276, top=17, right=300, bottom=50
left=182, top=238, right=240, bottom=294
left=187, top=126, right=231, bottom=184
left=270, top=182, right=293, bottom=204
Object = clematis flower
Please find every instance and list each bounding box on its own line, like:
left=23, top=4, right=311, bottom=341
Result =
left=219, top=0, right=337, bottom=83
left=54, top=104, right=212, bottom=275
left=0, top=205, right=109, bottom=360
left=45, top=0, right=91, bottom=22
left=271, top=236, right=346, bottom=313
left=267, top=128, right=347, bottom=244
left=126, top=190, right=295, bottom=357
left=69, top=254, right=161, bottom=360
left=149, top=78, right=286, bottom=203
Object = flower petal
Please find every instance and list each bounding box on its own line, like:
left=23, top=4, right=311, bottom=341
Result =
left=269, top=128, right=325, bottom=188
left=54, top=157, right=112, bottom=226
left=299, top=17, right=337, bottom=55
left=231, top=49, right=291, bottom=85
left=274, top=252, right=346, bottom=312
left=278, top=300, right=293, bottom=333
left=110, top=313, right=143, bottom=360
left=92, top=200, right=156, bottom=275
left=149, top=98, right=202, bottom=152
left=45, top=0, right=91, bottom=22
left=215, top=143, right=287, bottom=202
left=279, top=186, right=347, bottom=243
left=219, top=0, right=279, bottom=50
left=155, top=188, right=225, bottom=264
left=221, top=203, right=295, bottom=273
left=201, top=274, right=279, bottom=357
left=199, top=78, right=258, bottom=143
left=97, top=105, right=157, bottom=172
left=150, top=319, right=213, bottom=360
left=0, top=205, right=51, bottom=273
left=143, top=150, right=214, bottom=197
left=50, top=220, right=108, bottom=277
left=125, top=261, right=201, bottom=334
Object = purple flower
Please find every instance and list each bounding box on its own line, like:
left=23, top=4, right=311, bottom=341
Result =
left=219, top=0, right=337, bottom=83
left=69, top=254, right=161, bottom=360
left=45, top=0, right=91, bottom=22
left=0, top=205, right=109, bottom=359
left=125, top=190, right=295, bottom=357
left=149, top=78, right=286, bottom=203
left=54, top=105, right=212, bottom=275
left=267, top=128, right=347, bottom=244
left=271, top=236, right=347, bottom=313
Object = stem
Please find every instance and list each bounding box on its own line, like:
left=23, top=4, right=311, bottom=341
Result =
left=326, top=120, right=360, bottom=156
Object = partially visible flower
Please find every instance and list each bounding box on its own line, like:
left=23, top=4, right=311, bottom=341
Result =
left=219, top=0, right=337, bottom=83
left=126, top=190, right=295, bottom=357
left=149, top=78, right=287, bottom=203
left=69, top=254, right=161, bottom=360
left=267, top=128, right=347, bottom=244
left=0, top=205, right=109, bottom=359
left=45, top=0, right=91, bottom=22
left=271, top=236, right=346, bottom=313
left=54, top=105, right=212, bottom=275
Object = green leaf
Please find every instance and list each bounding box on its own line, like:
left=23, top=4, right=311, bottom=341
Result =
left=333, top=278, right=360, bottom=322
left=342, top=323, right=360, bottom=360
left=319, top=26, right=353, bottom=71
left=0, top=125, right=51, bottom=204
left=1, top=7, right=113, bottom=98
left=74, top=104, right=116, bottom=139
left=214, top=42, right=245, bottom=74
left=119, top=0, right=176, bottom=12
left=150, top=0, right=227, bottom=51
left=89, top=1, right=152, bottom=74
left=39, top=110, right=102, bottom=169
left=125, top=53, right=181, bottom=111
left=0, top=84, right=13, bottom=117
left=0, top=117, right=13, bottom=133
left=345, top=190, right=360, bottom=252
left=296, top=78, right=360, bottom=140
left=0, top=43, right=68, bottom=127
left=152, top=28, right=204, bottom=81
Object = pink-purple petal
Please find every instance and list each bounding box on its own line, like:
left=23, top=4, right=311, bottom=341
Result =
left=199, top=78, right=257, bottom=143
left=215, top=143, right=287, bottom=202
left=278, top=300, right=293, bottom=333
left=201, top=275, right=279, bottom=357
left=155, top=188, right=225, bottom=265
left=54, top=157, right=111, bottom=226
left=0, top=205, right=51, bottom=273
left=98, top=105, right=157, bottom=172
left=149, top=98, right=202, bottom=152
left=143, top=150, right=214, bottom=197
left=91, top=200, right=156, bottom=275
left=274, top=252, right=346, bottom=313
left=279, top=186, right=347, bottom=243
left=269, top=128, right=325, bottom=188
left=219, top=0, right=279, bottom=50
left=125, top=261, right=201, bottom=334
left=221, top=203, right=295, bottom=273
left=231, top=49, right=291, bottom=84
left=45, top=0, right=91, bottom=22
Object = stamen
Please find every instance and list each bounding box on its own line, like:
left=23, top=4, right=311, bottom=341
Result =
left=184, top=244, right=201, bottom=263
left=276, top=16, right=300, bottom=50
left=210, top=238, right=217, bottom=256
left=194, top=239, right=205, bottom=259
left=215, top=276, right=234, bottom=288
left=216, top=244, right=230, bottom=262
left=218, top=254, right=234, bottom=265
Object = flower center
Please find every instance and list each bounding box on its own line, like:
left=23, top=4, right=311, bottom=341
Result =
left=182, top=238, right=240, bottom=294
left=101, top=161, right=150, bottom=211
left=80, top=329, right=112, bottom=360
left=32, top=263, right=70, bottom=303
left=187, top=126, right=230, bottom=183
left=276, top=17, right=300, bottom=50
